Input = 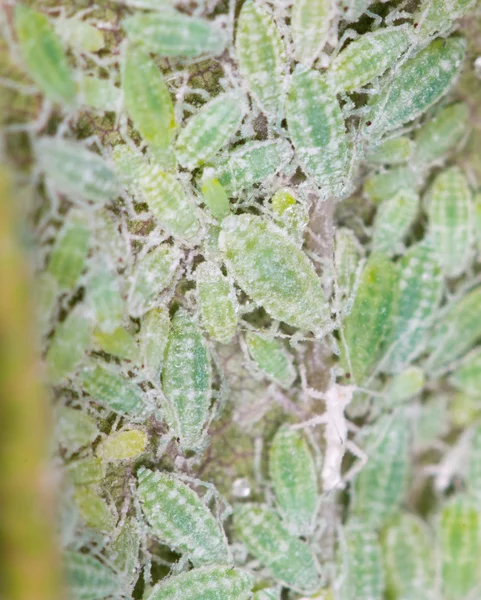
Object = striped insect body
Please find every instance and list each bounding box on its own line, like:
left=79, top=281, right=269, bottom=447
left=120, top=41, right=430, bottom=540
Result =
left=86, top=263, right=124, bottom=334
left=93, top=327, right=138, bottom=362
left=56, top=407, right=99, bottom=457
left=367, top=135, right=414, bottom=165
left=139, top=306, right=171, bottom=382
left=73, top=487, right=116, bottom=532
left=291, top=0, right=332, bottom=67
left=371, top=188, right=419, bottom=256
left=245, top=331, right=296, bottom=388
left=47, top=214, right=90, bottom=291
left=65, top=551, right=120, bottom=600
left=268, top=189, right=309, bottom=246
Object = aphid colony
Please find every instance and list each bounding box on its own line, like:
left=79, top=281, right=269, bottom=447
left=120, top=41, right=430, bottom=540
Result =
left=2, top=0, right=481, bottom=598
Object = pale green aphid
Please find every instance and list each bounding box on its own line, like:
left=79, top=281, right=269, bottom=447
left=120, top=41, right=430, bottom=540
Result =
left=176, top=92, right=246, bottom=170
left=337, top=520, right=384, bottom=600
left=366, top=37, right=466, bottom=139
left=467, top=425, right=481, bottom=502
left=55, top=16, right=105, bottom=53
left=411, top=102, right=469, bottom=168
left=195, top=261, right=238, bottom=344
left=14, top=4, right=75, bottom=106
left=363, top=166, right=421, bottom=205
left=233, top=503, right=322, bottom=594
left=236, top=0, right=286, bottom=120
left=201, top=177, right=230, bottom=221
left=122, top=46, right=176, bottom=161
left=73, top=487, right=115, bottom=531
left=425, top=286, right=481, bottom=374
left=123, top=11, right=225, bottom=58
left=426, top=166, right=473, bottom=278
left=56, top=407, right=99, bottom=457
left=384, top=366, right=425, bottom=406
left=109, top=518, right=140, bottom=586
left=334, top=227, right=364, bottom=310
left=245, top=332, right=296, bottom=388
left=97, top=429, right=147, bottom=460
left=351, top=412, right=411, bottom=529
left=449, top=348, right=481, bottom=396
left=65, top=551, right=120, bottom=600
left=47, top=215, right=90, bottom=291
left=145, top=565, right=253, bottom=600
left=77, top=75, right=121, bottom=112
left=291, top=0, right=331, bottom=66
left=35, top=138, right=121, bottom=204
left=329, top=25, right=411, bottom=93
left=381, top=241, right=443, bottom=374
left=371, top=189, right=419, bottom=256
left=35, top=272, right=58, bottom=336
left=137, top=467, right=229, bottom=565
left=382, top=512, right=435, bottom=600
left=67, top=457, right=104, bottom=486
left=140, top=306, right=170, bottom=381
left=86, top=265, right=123, bottom=334
left=128, top=244, right=181, bottom=317
left=111, top=145, right=147, bottom=195
left=93, top=327, right=138, bottom=362
left=269, top=189, right=309, bottom=246
left=161, top=309, right=212, bottom=451
left=269, top=425, right=318, bottom=536
left=216, top=139, right=293, bottom=195
left=340, top=253, right=396, bottom=383
left=438, top=494, right=481, bottom=600
left=367, top=135, right=414, bottom=166
left=449, top=391, right=481, bottom=429
left=286, top=66, right=350, bottom=198
left=219, top=214, right=330, bottom=333
left=95, top=208, right=130, bottom=265
left=78, top=363, right=146, bottom=416
left=413, top=397, right=449, bottom=450
left=46, top=306, right=91, bottom=384
left=415, top=0, right=477, bottom=38
left=252, top=588, right=279, bottom=600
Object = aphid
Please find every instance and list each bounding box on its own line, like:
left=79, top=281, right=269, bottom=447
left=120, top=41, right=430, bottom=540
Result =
left=65, top=551, right=120, bottom=600
left=35, top=272, right=58, bottom=337
left=67, top=457, right=104, bottom=486
left=54, top=15, right=105, bottom=53
left=333, top=227, right=364, bottom=312
left=122, top=11, right=225, bottom=58
left=56, top=407, right=99, bottom=457
left=161, top=309, right=212, bottom=451
left=14, top=4, right=75, bottom=106
left=467, top=425, right=481, bottom=503
left=219, top=214, right=330, bottom=333
left=365, top=37, right=466, bottom=139
left=236, top=0, right=286, bottom=120
left=367, top=135, right=414, bottom=166
left=73, top=487, right=115, bottom=532
left=382, top=512, right=436, bottom=600
left=425, top=166, right=473, bottom=278
left=449, top=391, right=481, bottom=429
left=286, top=66, right=350, bottom=198
left=77, top=75, right=121, bottom=113
left=216, top=139, right=293, bottom=195
left=93, top=327, right=138, bottom=362
left=384, top=366, right=425, bottom=406
left=35, top=138, right=121, bottom=204
left=201, top=177, right=231, bottom=221
left=371, top=188, right=419, bottom=256
left=252, top=588, right=280, bottom=600
left=269, top=425, right=318, bottom=536
left=139, top=306, right=171, bottom=382
left=329, top=25, right=411, bottom=93
left=111, top=144, right=147, bottom=194
left=86, top=264, right=123, bottom=334
left=94, top=209, right=130, bottom=266
left=145, top=565, right=253, bottom=600
left=412, top=397, right=450, bottom=452
left=108, top=517, right=140, bottom=588
left=176, top=92, right=246, bottom=170
left=363, top=166, right=421, bottom=205
left=96, top=429, right=147, bottom=461
left=340, top=253, right=397, bottom=383
left=449, top=348, right=481, bottom=396
left=78, top=363, right=147, bottom=416
left=47, top=214, right=90, bottom=291
left=233, top=503, right=322, bottom=594
left=268, top=189, right=309, bottom=246
left=291, top=0, right=331, bottom=67
left=137, top=467, right=229, bottom=566
left=46, top=306, right=91, bottom=384
left=245, top=331, right=296, bottom=388
left=414, top=0, right=477, bottom=38
left=195, top=261, right=238, bottom=344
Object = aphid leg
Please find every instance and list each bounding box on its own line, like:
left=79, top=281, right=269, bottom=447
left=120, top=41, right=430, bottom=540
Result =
left=342, top=439, right=368, bottom=484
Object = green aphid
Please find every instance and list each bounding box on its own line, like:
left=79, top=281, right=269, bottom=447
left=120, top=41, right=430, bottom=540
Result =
left=201, top=177, right=231, bottom=221
left=47, top=215, right=90, bottom=291
left=467, top=425, right=481, bottom=503
left=111, top=144, right=147, bottom=194
left=366, top=37, right=466, bottom=139
left=351, top=411, right=411, bottom=529
left=337, top=520, right=384, bottom=600
left=252, top=588, right=280, bottom=600
left=286, top=67, right=350, bottom=198
left=382, top=513, right=436, bottom=600
left=371, top=189, right=419, bottom=256
left=236, top=0, right=286, bottom=120
left=367, top=135, right=414, bottom=166
left=414, top=0, right=477, bottom=38
left=449, top=348, right=481, bottom=396
left=95, top=209, right=130, bottom=265
left=329, top=25, right=411, bottom=93
left=139, top=306, right=170, bottom=382
left=269, top=425, right=318, bottom=536
left=46, top=306, right=91, bottom=384
left=364, top=166, right=422, bottom=205
left=56, top=407, right=99, bottom=457
left=334, top=227, right=364, bottom=311
left=176, top=92, right=246, bottom=170
left=233, top=503, right=322, bottom=594
left=426, top=166, right=473, bottom=279
left=425, top=286, right=481, bottom=374
left=245, top=332, right=296, bottom=388
left=123, top=11, right=225, bottom=58
left=161, top=309, right=212, bottom=451
left=122, top=46, right=176, bottom=161
left=65, top=551, right=120, bottom=600
left=269, top=189, right=309, bottom=246
left=109, top=518, right=140, bottom=586
left=137, top=468, right=229, bottom=566
left=438, top=495, right=481, bottom=600
left=78, top=363, right=146, bottom=416
left=73, top=487, right=115, bottom=532
left=35, top=138, right=121, bottom=204
left=412, top=397, right=449, bottom=451
left=381, top=241, right=443, bottom=374
left=384, top=366, right=425, bottom=406
left=219, top=214, right=330, bottom=333
left=340, top=253, right=396, bottom=383
left=97, top=429, right=147, bottom=461
left=55, top=16, right=105, bottom=53
left=291, top=0, right=331, bottom=67
left=412, top=102, right=469, bottom=168
left=145, top=565, right=253, bottom=600
left=35, top=272, right=58, bottom=337
left=93, top=327, right=138, bottom=362
left=14, top=4, right=75, bottom=105
left=195, top=261, right=238, bottom=344
left=86, top=264, right=123, bottom=334
left=128, top=244, right=181, bottom=317
left=449, top=391, right=481, bottom=429
left=67, top=456, right=104, bottom=486
left=216, top=139, right=293, bottom=195
left=77, top=75, right=121, bottom=112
